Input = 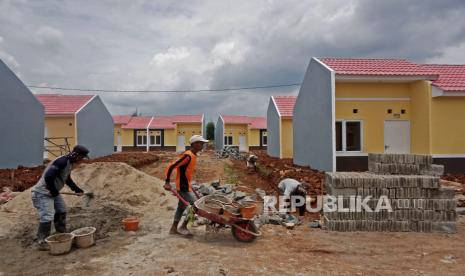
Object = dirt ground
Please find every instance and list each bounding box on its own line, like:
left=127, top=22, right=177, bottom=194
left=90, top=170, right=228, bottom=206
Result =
left=1, top=150, right=465, bottom=275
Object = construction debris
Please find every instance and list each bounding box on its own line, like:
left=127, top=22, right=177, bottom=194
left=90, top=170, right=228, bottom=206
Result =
left=215, top=147, right=246, bottom=160
left=323, top=153, right=457, bottom=233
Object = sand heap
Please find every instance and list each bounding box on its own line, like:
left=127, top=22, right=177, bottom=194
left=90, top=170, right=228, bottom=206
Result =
left=0, top=162, right=172, bottom=238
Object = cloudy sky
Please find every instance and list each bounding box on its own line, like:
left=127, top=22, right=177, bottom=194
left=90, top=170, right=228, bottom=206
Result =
left=1, top=0, right=465, bottom=122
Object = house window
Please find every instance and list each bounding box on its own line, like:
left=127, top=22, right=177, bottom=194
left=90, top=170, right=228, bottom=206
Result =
left=149, top=131, right=162, bottom=146
left=261, top=131, right=268, bottom=146
left=224, top=136, right=233, bottom=146
left=335, top=121, right=362, bottom=152
left=136, top=131, right=147, bottom=146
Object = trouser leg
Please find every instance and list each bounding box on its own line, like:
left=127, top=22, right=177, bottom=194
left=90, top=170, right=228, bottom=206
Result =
left=54, top=195, right=67, bottom=233
left=31, top=192, right=54, bottom=250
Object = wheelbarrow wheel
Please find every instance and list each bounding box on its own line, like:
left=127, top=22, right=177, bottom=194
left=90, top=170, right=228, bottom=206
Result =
left=231, top=221, right=257, bottom=243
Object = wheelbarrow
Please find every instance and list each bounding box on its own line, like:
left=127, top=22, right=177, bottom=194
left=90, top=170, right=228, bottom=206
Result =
left=169, top=188, right=261, bottom=242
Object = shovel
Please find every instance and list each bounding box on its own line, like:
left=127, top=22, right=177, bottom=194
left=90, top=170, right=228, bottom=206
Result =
left=61, top=192, right=94, bottom=207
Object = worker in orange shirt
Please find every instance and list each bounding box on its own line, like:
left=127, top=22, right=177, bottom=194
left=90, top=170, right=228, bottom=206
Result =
left=164, top=135, right=209, bottom=237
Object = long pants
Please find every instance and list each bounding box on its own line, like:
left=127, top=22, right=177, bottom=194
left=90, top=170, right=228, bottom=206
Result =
left=174, top=191, right=196, bottom=222
left=31, top=191, right=66, bottom=223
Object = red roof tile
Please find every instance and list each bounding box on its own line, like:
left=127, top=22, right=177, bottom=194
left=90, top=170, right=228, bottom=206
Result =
left=221, top=115, right=266, bottom=129
left=172, top=115, right=203, bottom=123
left=35, top=94, right=94, bottom=115
left=422, top=64, right=465, bottom=92
left=122, top=116, right=152, bottom=129
left=113, top=115, right=133, bottom=125
left=249, top=117, right=267, bottom=129
left=221, top=115, right=251, bottom=124
left=319, top=58, right=437, bottom=78
left=272, top=96, right=296, bottom=117
left=149, top=116, right=175, bottom=129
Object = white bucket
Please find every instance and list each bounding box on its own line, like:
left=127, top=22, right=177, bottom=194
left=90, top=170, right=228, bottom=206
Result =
left=45, top=233, right=74, bottom=255
left=71, top=227, right=96, bottom=248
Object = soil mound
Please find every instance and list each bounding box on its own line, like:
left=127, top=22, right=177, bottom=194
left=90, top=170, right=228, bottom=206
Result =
left=0, top=162, right=171, bottom=238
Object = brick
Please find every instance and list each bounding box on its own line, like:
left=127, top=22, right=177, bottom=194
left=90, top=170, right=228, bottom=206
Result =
left=432, top=222, right=457, bottom=234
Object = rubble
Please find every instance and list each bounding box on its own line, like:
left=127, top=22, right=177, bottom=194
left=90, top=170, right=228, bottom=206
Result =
left=324, top=153, right=457, bottom=233
left=215, top=147, right=246, bottom=160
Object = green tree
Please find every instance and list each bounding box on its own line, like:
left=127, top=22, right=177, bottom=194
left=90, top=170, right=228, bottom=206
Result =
left=206, top=121, right=215, bottom=140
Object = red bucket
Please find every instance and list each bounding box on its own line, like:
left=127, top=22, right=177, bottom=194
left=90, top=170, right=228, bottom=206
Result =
left=122, top=217, right=140, bottom=231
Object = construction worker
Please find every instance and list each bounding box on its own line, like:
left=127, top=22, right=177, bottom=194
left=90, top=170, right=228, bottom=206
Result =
left=246, top=154, right=258, bottom=172
left=31, top=145, right=89, bottom=250
left=164, top=135, right=209, bottom=237
left=278, top=178, right=308, bottom=216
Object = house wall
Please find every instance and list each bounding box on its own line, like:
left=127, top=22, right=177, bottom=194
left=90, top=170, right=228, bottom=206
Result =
left=294, top=58, right=335, bottom=171
left=409, top=81, right=432, bottom=154
left=0, top=60, right=44, bottom=168
left=164, top=128, right=177, bottom=146
left=76, top=96, right=114, bottom=158
left=281, top=118, right=293, bottom=158
left=431, top=97, right=465, bottom=154
left=176, top=123, right=202, bottom=146
left=44, top=116, right=77, bottom=157
left=215, top=117, right=224, bottom=150
left=248, top=129, right=261, bottom=147
left=335, top=82, right=412, bottom=153
left=267, top=98, right=281, bottom=158
left=224, top=124, right=248, bottom=148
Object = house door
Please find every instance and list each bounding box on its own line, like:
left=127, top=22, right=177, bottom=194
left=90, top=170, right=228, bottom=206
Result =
left=116, top=132, right=122, bottom=152
left=239, top=135, right=247, bottom=152
left=384, top=120, right=410, bottom=153
left=177, top=135, right=186, bottom=152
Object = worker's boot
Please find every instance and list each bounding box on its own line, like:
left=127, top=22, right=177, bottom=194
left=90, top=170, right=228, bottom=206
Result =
left=36, top=222, right=52, bottom=251
left=169, top=221, right=180, bottom=235
left=54, top=212, right=67, bottom=233
left=177, top=220, right=193, bottom=238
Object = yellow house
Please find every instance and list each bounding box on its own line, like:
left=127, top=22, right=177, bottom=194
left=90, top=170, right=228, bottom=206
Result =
left=267, top=96, right=296, bottom=159
left=215, top=115, right=267, bottom=152
left=113, top=114, right=204, bottom=152
left=293, top=58, right=465, bottom=173
left=36, top=94, right=114, bottom=159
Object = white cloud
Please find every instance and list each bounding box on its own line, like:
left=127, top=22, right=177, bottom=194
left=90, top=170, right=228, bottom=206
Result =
left=0, top=0, right=465, bottom=120
left=151, top=47, right=190, bottom=66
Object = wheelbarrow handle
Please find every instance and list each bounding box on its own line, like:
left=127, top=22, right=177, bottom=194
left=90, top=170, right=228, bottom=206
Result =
left=168, top=188, right=190, bottom=207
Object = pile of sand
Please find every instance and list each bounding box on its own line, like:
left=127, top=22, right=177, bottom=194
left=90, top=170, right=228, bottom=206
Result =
left=0, top=162, right=173, bottom=238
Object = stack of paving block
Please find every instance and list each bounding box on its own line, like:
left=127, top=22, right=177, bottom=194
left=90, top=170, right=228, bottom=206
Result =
left=323, top=153, right=456, bottom=233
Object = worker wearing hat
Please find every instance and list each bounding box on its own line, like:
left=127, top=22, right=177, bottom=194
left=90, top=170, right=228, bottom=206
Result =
left=164, top=135, right=209, bottom=237
left=31, top=145, right=89, bottom=250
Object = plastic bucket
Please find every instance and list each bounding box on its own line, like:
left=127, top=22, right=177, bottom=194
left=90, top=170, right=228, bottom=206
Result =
left=239, top=203, right=257, bottom=219
left=45, top=233, right=74, bottom=255
left=71, top=227, right=96, bottom=248
left=122, top=217, right=139, bottom=231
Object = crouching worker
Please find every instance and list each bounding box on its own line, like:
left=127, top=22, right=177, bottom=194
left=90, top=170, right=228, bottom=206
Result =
left=31, top=145, right=89, bottom=250
left=278, top=178, right=308, bottom=216
left=164, top=135, right=208, bottom=237
left=246, top=154, right=258, bottom=172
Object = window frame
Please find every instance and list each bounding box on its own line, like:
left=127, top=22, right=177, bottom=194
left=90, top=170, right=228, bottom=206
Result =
left=149, top=130, right=162, bottom=146
left=335, top=120, right=363, bottom=153
left=137, top=131, right=147, bottom=146
left=224, top=135, right=233, bottom=146
left=261, top=131, right=268, bottom=146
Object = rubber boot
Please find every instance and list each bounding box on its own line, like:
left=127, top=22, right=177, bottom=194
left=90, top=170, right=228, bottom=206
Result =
left=36, top=222, right=52, bottom=251
left=169, top=221, right=180, bottom=235
left=177, top=220, right=193, bottom=238
left=54, top=212, right=67, bottom=233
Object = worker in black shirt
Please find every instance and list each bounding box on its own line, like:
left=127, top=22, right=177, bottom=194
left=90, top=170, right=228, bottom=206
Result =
left=31, top=145, right=89, bottom=250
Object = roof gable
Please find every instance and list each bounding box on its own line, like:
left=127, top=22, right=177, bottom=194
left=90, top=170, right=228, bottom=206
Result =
left=35, top=94, right=94, bottom=116
left=273, top=96, right=296, bottom=117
